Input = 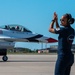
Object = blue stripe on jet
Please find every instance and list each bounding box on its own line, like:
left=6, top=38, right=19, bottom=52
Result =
left=22, top=34, right=43, bottom=42
left=28, top=39, right=39, bottom=42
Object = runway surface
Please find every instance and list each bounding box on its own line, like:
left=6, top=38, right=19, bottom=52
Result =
left=0, top=55, right=75, bottom=75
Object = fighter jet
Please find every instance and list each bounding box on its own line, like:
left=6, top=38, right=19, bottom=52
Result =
left=0, top=24, right=57, bottom=61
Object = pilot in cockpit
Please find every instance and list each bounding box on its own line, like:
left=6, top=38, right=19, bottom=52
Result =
left=4, top=25, right=8, bottom=29
left=15, top=26, right=19, bottom=31
left=4, top=25, right=10, bottom=29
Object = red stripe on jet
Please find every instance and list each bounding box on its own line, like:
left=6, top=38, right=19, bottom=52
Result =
left=47, top=38, right=58, bottom=43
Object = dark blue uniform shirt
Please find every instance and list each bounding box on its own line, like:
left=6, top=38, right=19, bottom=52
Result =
left=55, top=26, right=74, bottom=55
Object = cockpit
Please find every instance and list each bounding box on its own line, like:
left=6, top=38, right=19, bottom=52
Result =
left=0, top=24, right=32, bottom=32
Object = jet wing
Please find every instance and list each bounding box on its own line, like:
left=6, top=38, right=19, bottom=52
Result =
left=0, top=35, right=57, bottom=43
left=37, top=37, right=58, bottom=43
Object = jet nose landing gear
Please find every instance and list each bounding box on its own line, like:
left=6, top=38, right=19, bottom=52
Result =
left=0, top=49, right=8, bottom=61
left=2, top=55, right=8, bottom=61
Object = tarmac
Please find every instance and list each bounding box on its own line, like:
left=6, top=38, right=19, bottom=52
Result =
left=0, top=54, right=74, bottom=75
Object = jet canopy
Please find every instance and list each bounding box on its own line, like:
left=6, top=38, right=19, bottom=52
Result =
left=0, top=24, right=32, bottom=32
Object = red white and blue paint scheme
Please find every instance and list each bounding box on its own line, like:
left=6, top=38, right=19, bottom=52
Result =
left=0, top=24, right=57, bottom=61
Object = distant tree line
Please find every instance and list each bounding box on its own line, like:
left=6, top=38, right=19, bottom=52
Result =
left=7, top=47, right=38, bottom=53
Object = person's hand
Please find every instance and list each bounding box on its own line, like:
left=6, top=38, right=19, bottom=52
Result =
left=53, top=12, right=58, bottom=21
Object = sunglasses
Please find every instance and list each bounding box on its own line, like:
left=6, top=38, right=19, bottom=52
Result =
left=60, top=19, right=65, bottom=22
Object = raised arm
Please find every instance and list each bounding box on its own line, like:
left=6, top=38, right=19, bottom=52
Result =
left=49, top=19, right=55, bottom=33
left=49, top=12, right=60, bottom=33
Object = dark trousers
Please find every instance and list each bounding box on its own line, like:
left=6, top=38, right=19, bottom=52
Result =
left=55, top=54, right=74, bottom=75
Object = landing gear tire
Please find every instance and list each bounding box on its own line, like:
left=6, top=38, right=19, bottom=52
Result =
left=2, top=56, right=8, bottom=61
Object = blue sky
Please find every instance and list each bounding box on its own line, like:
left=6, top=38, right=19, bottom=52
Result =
left=0, top=0, right=75, bottom=50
